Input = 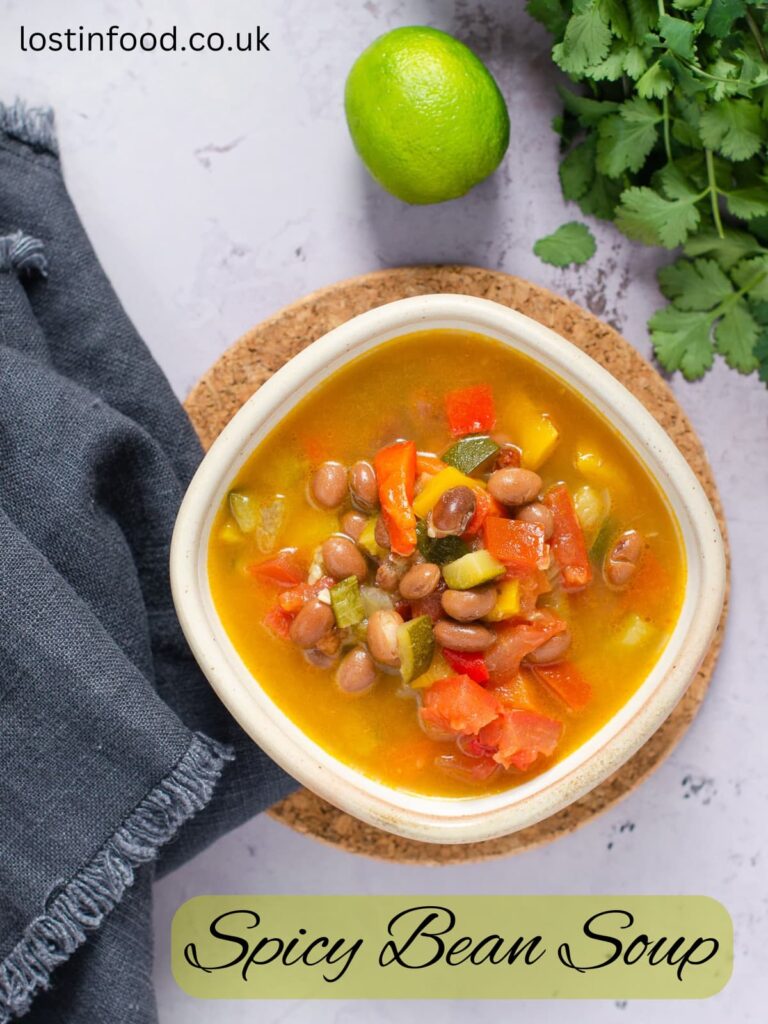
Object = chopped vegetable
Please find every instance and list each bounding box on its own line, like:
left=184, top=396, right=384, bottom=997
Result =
left=462, top=487, right=502, bottom=536
left=486, top=613, right=568, bottom=680
left=531, top=662, right=592, bottom=712
left=413, top=466, right=479, bottom=518
left=374, top=440, right=417, bottom=556
left=229, top=491, right=259, bottom=533
left=442, top=649, right=490, bottom=684
left=330, top=576, right=366, bottom=628
left=544, top=483, right=593, bottom=591
left=410, top=650, right=453, bottom=690
left=263, top=604, right=293, bottom=639
left=483, top=517, right=546, bottom=572
left=442, top=549, right=506, bottom=591
left=483, top=578, right=521, bottom=622
left=615, top=612, right=657, bottom=648
left=397, top=615, right=435, bottom=685
left=359, top=584, right=394, bottom=618
left=248, top=548, right=305, bottom=587
left=420, top=675, right=501, bottom=736
left=415, top=520, right=470, bottom=565
left=509, top=397, right=560, bottom=470
left=218, top=522, right=242, bottom=544
left=416, top=452, right=448, bottom=476
left=255, top=495, right=287, bottom=553
left=434, top=752, right=499, bottom=784
left=443, top=435, right=500, bottom=475
left=478, top=708, right=562, bottom=771
left=445, top=384, right=497, bottom=437
left=358, top=517, right=388, bottom=560
left=573, top=484, right=610, bottom=546
left=277, top=575, right=334, bottom=614
left=589, top=516, right=617, bottom=565
left=491, top=671, right=544, bottom=713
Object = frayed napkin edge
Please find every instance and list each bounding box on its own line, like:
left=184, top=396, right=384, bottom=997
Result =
left=0, top=731, right=234, bottom=1022
left=0, top=100, right=57, bottom=156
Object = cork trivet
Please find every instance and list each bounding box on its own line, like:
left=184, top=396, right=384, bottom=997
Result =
left=185, top=266, right=729, bottom=865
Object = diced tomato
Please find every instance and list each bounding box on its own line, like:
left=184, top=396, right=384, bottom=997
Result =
left=263, top=604, right=293, bottom=639
left=544, top=483, right=593, bottom=591
left=277, top=575, right=334, bottom=614
left=531, top=662, right=593, bottom=712
left=416, top=452, right=448, bottom=476
left=248, top=548, right=305, bottom=587
left=485, top=610, right=568, bottom=681
left=434, top=752, right=499, bottom=784
left=410, top=588, right=444, bottom=623
left=445, top=385, right=496, bottom=438
left=395, top=600, right=413, bottom=622
left=484, top=517, right=546, bottom=571
left=442, top=649, right=490, bottom=684
left=478, top=708, right=563, bottom=771
left=490, top=671, right=545, bottom=713
left=374, top=440, right=417, bottom=557
left=420, top=675, right=501, bottom=737
left=463, top=487, right=503, bottom=536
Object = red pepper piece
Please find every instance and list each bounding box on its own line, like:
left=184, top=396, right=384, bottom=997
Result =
left=544, top=483, right=593, bottom=591
left=374, top=440, right=417, bottom=556
left=248, top=548, right=305, bottom=587
left=442, top=648, right=490, bottom=684
left=483, top=516, right=546, bottom=571
left=445, top=385, right=496, bottom=437
left=530, top=661, right=593, bottom=712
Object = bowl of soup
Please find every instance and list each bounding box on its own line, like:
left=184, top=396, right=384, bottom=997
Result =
left=171, top=294, right=726, bottom=843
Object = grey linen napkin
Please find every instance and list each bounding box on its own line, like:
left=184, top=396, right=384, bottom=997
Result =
left=0, top=101, right=296, bottom=1023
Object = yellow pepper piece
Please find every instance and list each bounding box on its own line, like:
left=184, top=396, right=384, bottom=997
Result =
left=509, top=396, right=560, bottom=470
left=484, top=578, right=521, bottom=621
left=412, top=467, right=480, bottom=518
left=218, top=522, right=243, bottom=544
left=574, top=449, right=630, bottom=495
left=358, top=517, right=387, bottom=559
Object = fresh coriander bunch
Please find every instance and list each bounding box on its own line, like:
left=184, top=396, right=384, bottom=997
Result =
left=529, top=0, right=768, bottom=385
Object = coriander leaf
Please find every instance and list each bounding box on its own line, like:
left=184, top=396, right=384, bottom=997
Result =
left=731, top=255, right=768, bottom=301
left=705, top=0, right=746, bottom=39
left=559, top=87, right=620, bottom=126
left=725, top=186, right=768, bottom=220
left=628, top=0, right=659, bottom=38
left=554, top=6, right=613, bottom=74
left=659, top=13, right=699, bottom=59
left=650, top=305, right=716, bottom=379
left=597, top=0, right=632, bottom=40
left=615, top=186, right=701, bottom=247
left=578, top=170, right=624, bottom=218
left=755, top=327, right=768, bottom=384
left=597, top=99, right=661, bottom=176
left=657, top=161, right=701, bottom=199
left=699, top=100, right=766, bottom=161
left=623, top=45, right=648, bottom=78
left=559, top=136, right=597, bottom=200
left=533, top=221, right=597, bottom=267
left=683, top=227, right=764, bottom=268
left=637, top=60, right=674, bottom=98
left=657, top=258, right=733, bottom=309
left=526, top=0, right=570, bottom=36
left=588, top=44, right=627, bottom=81
left=714, top=300, right=759, bottom=371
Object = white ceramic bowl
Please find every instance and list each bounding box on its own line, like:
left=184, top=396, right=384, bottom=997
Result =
left=171, top=294, right=726, bottom=844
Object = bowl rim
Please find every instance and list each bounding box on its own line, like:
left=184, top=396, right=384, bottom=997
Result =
left=170, top=293, right=726, bottom=844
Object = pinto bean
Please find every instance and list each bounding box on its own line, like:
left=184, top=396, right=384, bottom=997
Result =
left=603, top=529, right=644, bottom=589
left=441, top=586, right=498, bottom=622
left=434, top=619, right=495, bottom=652
left=515, top=501, right=554, bottom=540
left=336, top=646, right=377, bottom=693
left=340, top=510, right=367, bottom=542
left=367, top=609, right=404, bottom=667
left=399, top=563, right=441, bottom=600
left=374, top=516, right=391, bottom=549
left=322, top=535, right=368, bottom=581
left=289, top=599, right=335, bottom=648
left=487, top=467, right=542, bottom=507
left=349, top=460, right=379, bottom=512
left=311, top=461, right=347, bottom=509
left=525, top=626, right=572, bottom=665
left=495, top=443, right=522, bottom=470
left=429, top=486, right=476, bottom=537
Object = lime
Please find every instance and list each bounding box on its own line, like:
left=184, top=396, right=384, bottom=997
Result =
left=344, top=26, right=510, bottom=205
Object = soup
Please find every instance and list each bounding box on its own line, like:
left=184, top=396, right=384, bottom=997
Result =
left=208, top=330, right=686, bottom=797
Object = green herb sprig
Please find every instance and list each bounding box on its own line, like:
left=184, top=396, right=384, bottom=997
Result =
left=528, top=0, right=768, bottom=385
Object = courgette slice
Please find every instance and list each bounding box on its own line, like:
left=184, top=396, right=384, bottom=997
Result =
left=330, top=576, right=365, bottom=628
left=397, top=615, right=435, bottom=685
left=442, top=549, right=505, bottom=590
left=443, top=435, right=499, bottom=475
left=415, top=521, right=470, bottom=565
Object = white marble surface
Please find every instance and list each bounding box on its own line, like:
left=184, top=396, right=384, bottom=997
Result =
left=2, top=1, right=766, bottom=1021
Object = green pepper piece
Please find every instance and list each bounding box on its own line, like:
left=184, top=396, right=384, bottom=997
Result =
left=442, top=549, right=505, bottom=590
left=415, top=521, right=470, bottom=565
left=330, top=576, right=365, bottom=628
left=442, top=435, right=499, bottom=475
left=397, top=615, right=435, bottom=685
left=228, top=491, right=259, bottom=533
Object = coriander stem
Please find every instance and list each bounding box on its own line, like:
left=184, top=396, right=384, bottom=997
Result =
left=705, top=149, right=725, bottom=240
left=662, top=95, right=672, bottom=162
left=746, top=9, right=767, bottom=62
left=657, top=0, right=665, bottom=17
